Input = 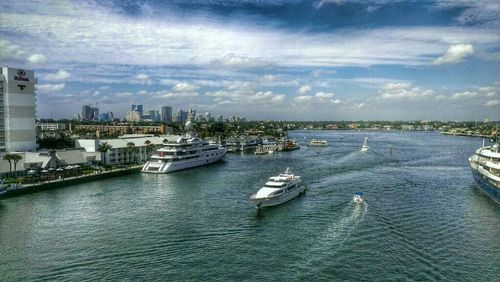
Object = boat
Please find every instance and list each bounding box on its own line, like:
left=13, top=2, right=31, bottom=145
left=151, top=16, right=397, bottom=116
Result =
left=353, top=192, right=364, bottom=203
left=249, top=167, right=307, bottom=208
left=0, top=180, right=9, bottom=197
left=254, top=145, right=268, bottom=155
left=141, top=119, right=226, bottom=173
left=469, top=142, right=500, bottom=205
left=308, top=139, right=328, bottom=147
left=360, top=137, right=369, bottom=152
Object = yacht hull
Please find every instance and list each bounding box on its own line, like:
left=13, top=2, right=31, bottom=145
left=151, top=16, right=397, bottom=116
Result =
left=470, top=167, right=500, bottom=205
left=250, top=185, right=306, bottom=208
left=142, top=149, right=226, bottom=173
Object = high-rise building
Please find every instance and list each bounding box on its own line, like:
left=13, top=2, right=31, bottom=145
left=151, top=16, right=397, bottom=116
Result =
left=148, top=110, right=160, bottom=121
left=0, top=67, right=37, bottom=152
left=177, top=109, right=188, bottom=123
left=161, top=106, right=172, bottom=122
left=99, top=112, right=110, bottom=121
left=82, top=104, right=99, bottom=121
left=131, top=104, right=143, bottom=116
left=126, top=110, right=141, bottom=122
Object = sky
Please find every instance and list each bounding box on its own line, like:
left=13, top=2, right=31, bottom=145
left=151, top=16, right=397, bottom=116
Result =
left=0, top=0, right=499, bottom=121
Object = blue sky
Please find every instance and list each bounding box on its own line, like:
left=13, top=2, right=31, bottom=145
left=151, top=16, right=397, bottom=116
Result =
left=0, top=0, right=499, bottom=120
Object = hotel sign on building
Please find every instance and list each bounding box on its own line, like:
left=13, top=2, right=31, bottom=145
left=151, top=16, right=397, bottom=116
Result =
left=0, top=67, right=37, bottom=152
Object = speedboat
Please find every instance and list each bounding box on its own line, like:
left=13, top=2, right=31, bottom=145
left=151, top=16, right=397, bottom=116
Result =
left=353, top=192, right=364, bottom=203
left=249, top=167, right=307, bottom=208
left=360, top=137, right=369, bottom=152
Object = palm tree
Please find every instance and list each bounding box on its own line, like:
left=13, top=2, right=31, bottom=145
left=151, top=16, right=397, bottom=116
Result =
left=3, top=154, right=22, bottom=179
left=125, top=142, right=137, bottom=164
left=144, top=140, right=155, bottom=160
left=97, top=142, right=113, bottom=167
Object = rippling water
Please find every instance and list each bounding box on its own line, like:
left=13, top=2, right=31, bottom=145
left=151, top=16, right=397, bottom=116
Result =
left=1, top=131, right=499, bottom=281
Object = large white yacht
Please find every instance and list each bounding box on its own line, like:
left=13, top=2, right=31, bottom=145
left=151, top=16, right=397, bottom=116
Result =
left=141, top=120, right=226, bottom=173
left=249, top=168, right=307, bottom=208
left=469, top=142, right=500, bottom=205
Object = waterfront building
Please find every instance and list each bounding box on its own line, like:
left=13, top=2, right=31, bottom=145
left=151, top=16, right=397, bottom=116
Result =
left=0, top=67, right=37, bottom=152
left=76, top=135, right=179, bottom=165
left=37, top=122, right=66, bottom=131
left=0, top=149, right=99, bottom=177
left=161, top=106, right=172, bottom=122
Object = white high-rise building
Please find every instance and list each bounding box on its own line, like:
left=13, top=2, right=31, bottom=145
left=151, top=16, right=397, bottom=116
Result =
left=0, top=67, right=37, bottom=152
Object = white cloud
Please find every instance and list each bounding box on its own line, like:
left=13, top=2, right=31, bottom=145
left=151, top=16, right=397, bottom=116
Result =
left=379, top=82, right=434, bottom=99
left=133, top=74, right=153, bottom=85
left=485, top=100, right=500, bottom=106
left=27, top=53, right=46, bottom=64
left=295, top=95, right=313, bottom=102
left=213, top=54, right=269, bottom=68
left=297, top=85, right=312, bottom=94
left=46, top=69, right=70, bottom=81
left=207, top=89, right=285, bottom=105
left=0, top=39, right=25, bottom=61
left=315, top=92, right=335, bottom=99
left=432, top=43, right=474, bottom=65
left=171, top=82, right=199, bottom=92
left=37, top=83, right=65, bottom=93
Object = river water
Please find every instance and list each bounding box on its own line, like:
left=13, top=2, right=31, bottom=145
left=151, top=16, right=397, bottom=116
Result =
left=0, top=131, right=499, bottom=281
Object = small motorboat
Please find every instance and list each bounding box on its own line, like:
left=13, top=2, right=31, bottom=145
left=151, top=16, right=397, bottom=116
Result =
left=360, top=137, right=369, bottom=152
left=353, top=192, right=364, bottom=203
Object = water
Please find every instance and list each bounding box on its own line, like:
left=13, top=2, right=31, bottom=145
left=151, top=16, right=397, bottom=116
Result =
left=0, top=131, right=499, bottom=281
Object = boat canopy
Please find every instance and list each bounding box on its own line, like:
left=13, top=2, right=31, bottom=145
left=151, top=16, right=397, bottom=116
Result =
left=354, top=192, right=364, bottom=196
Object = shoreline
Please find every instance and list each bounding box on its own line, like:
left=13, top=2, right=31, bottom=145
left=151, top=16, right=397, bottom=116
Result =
left=1, top=165, right=142, bottom=198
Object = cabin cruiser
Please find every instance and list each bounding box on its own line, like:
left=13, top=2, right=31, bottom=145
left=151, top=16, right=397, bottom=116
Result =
left=360, top=137, right=369, bottom=152
left=353, top=192, right=364, bottom=203
left=469, top=142, right=500, bottom=205
left=141, top=119, right=226, bottom=173
left=249, top=168, right=307, bottom=208
left=308, top=139, right=328, bottom=147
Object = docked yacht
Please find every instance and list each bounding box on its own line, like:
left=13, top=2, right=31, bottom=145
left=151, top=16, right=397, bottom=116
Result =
left=249, top=168, right=307, bottom=208
left=141, top=120, right=226, bottom=173
left=469, top=142, right=500, bottom=205
left=360, top=137, right=369, bottom=152
left=308, top=139, right=328, bottom=147
left=353, top=192, right=364, bottom=203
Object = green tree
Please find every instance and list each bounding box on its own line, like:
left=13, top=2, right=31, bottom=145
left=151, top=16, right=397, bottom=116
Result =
left=144, top=140, right=155, bottom=159
left=97, top=142, right=113, bottom=166
left=124, top=142, right=138, bottom=164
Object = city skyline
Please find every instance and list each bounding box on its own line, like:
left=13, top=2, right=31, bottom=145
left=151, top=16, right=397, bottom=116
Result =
left=0, top=0, right=499, bottom=121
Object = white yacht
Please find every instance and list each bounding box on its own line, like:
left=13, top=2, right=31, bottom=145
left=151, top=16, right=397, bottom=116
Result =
left=308, top=139, right=328, bottom=147
left=249, top=168, right=307, bottom=208
left=141, top=120, right=226, bottom=173
left=360, top=137, right=369, bottom=152
left=469, top=142, right=500, bottom=205
left=353, top=192, right=364, bottom=203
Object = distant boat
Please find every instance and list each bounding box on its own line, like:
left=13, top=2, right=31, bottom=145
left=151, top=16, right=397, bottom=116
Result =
left=254, top=145, right=268, bottom=155
left=0, top=180, right=8, bottom=196
left=249, top=167, right=307, bottom=208
left=308, top=139, right=328, bottom=147
left=353, top=192, right=364, bottom=203
left=360, top=137, right=369, bottom=152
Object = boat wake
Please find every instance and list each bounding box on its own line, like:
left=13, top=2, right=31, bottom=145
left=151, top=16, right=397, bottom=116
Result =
left=295, top=201, right=368, bottom=276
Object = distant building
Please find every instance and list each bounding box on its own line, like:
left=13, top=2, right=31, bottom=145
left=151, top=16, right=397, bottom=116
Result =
left=126, top=110, right=141, bottom=122
left=148, top=110, right=160, bottom=121
left=37, top=122, right=66, bottom=131
left=82, top=104, right=99, bottom=121
left=0, top=67, right=37, bottom=152
left=177, top=109, right=188, bottom=123
left=161, top=106, right=172, bottom=122
left=131, top=104, right=143, bottom=116
left=99, top=112, right=110, bottom=121
left=217, top=115, right=223, bottom=122
left=72, top=124, right=170, bottom=136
